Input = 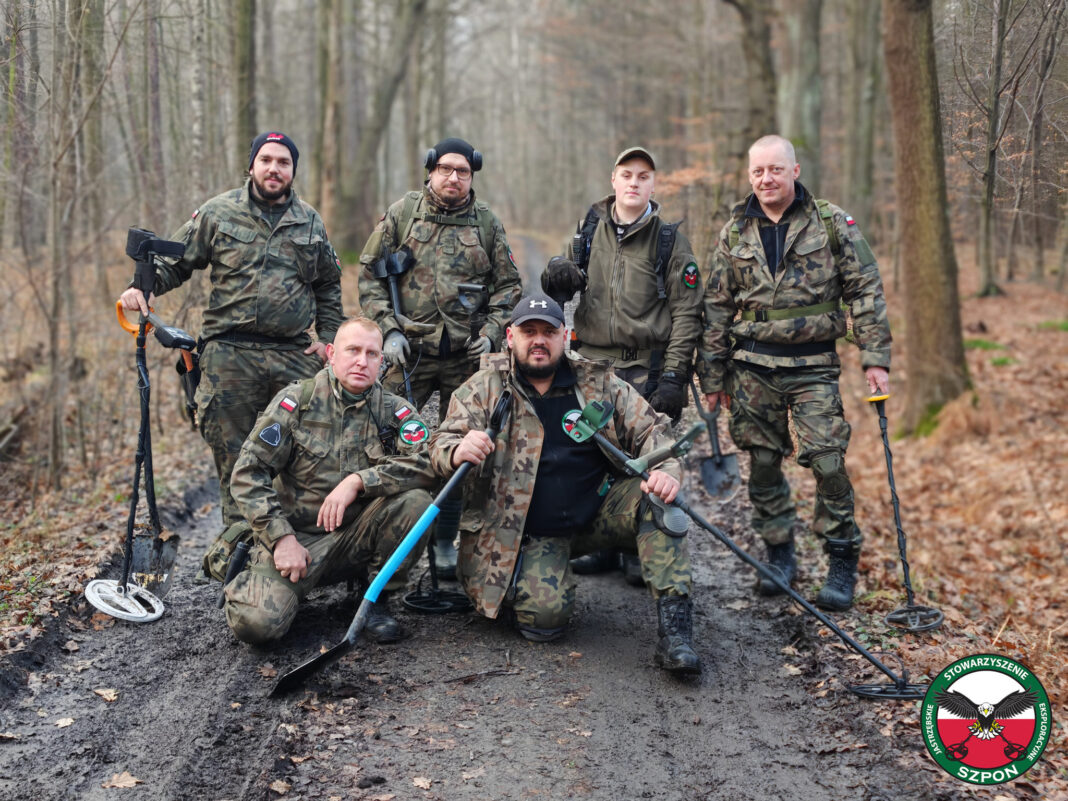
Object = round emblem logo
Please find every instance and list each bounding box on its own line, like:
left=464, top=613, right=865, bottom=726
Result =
left=399, top=420, right=428, bottom=444
left=920, top=654, right=1051, bottom=785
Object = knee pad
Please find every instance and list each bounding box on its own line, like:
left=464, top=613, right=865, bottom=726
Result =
left=811, top=450, right=851, bottom=500
left=749, top=447, right=783, bottom=489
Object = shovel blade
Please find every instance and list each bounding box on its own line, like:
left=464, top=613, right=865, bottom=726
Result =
left=700, top=454, right=741, bottom=498
left=131, top=531, right=180, bottom=598
left=271, top=638, right=355, bottom=696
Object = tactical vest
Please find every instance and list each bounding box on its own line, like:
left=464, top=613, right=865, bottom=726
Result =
left=396, top=190, right=497, bottom=254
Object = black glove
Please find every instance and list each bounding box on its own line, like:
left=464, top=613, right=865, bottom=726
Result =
left=648, top=372, right=686, bottom=421
left=543, top=256, right=586, bottom=303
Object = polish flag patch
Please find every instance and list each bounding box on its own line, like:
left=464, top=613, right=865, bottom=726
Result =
left=845, top=215, right=857, bottom=226
left=279, top=397, right=297, bottom=412
left=395, top=406, right=413, bottom=421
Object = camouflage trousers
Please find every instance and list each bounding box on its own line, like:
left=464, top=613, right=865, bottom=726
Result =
left=507, top=476, right=692, bottom=635
left=726, top=363, right=860, bottom=548
left=196, top=341, right=322, bottom=527
left=223, top=488, right=432, bottom=644
left=384, top=349, right=481, bottom=416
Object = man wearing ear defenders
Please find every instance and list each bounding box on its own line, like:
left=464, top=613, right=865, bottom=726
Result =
left=358, top=137, right=521, bottom=579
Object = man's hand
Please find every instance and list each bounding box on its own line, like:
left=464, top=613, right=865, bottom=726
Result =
left=119, top=287, right=154, bottom=316
left=543, top=256, right=586, bottom=303
left=865, top=366, right=889, bottom=396
left=317, top=473, right=364, bottom=532
left=648, top=372, right=686, bottom=419
left=273, top=534, right=311, bottom=583
left=383, top=330, right=411, bottom=367
left=466, top=335, right=492, bottom=357
left=642, top=469, right=680, bottom=504
left=451, top=430, right=494, bottom=468
left=305, top=341, right=328, bottom=364
left=704, top=391, right=730, bottom=413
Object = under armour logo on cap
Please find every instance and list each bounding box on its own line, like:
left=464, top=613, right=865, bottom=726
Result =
left=510, top=292, right=565, bottom=327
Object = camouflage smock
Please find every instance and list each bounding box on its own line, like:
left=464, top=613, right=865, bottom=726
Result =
left=229, top=367, right=435, bottom=549
left=549, top=196, right=703, bottom=374
left=428, top=351, right=680, bottom=619
left=156, top=180, right=345, bottom=345
left=696, top=192, right=891, bottom=393
left=357, top=187, right=522, bottom=356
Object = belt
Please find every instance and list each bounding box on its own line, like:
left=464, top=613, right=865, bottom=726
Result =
left=523, top=525, right=586, bottom=539
left=203, top=330, right=308, bottom=348
left=739, top=300, right=840, bottom=322
left=574, top=341, right=654, bottom=363
left=736, top=338, right=836, bottom=357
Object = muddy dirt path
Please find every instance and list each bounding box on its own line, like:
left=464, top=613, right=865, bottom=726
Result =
left=0, top=447, right=965, bottom=801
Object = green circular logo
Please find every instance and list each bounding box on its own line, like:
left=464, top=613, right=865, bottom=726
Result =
left=920, top=654, right=1051, bottom=785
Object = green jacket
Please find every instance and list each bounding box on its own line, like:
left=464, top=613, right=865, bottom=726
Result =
left=697, top=192, right=891, bottom=393
left=551, top=197, right=703, bottom=374
left=358, top=187, right=522, bottom=356
left=428, top=351, right=679, bottom=619
left=155, top=181, right=345, bottom=345
left=230, top=368, right=435, bottom=549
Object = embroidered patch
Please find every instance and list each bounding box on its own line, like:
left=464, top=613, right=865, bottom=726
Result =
left=395, top=405, right=413, bottom=421
left=191, top=208, right=200, bottom=220
left=259, top=422, right=282, bottom=447
left=279, top=397, right=297, bottom=412
left=683, top=262, right=699, bottom=288
left=508, top=248, right=516, bottom=267
left=400, top=420, right=428, bottom=444
left=845, top=215, right=857, bottom=226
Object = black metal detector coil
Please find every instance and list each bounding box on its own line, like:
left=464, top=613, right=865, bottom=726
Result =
left=403, top=540, right=473, bottom=614
left=847, top=650, right=927, bottom=700
left=868, top=395, right=944, bottom=633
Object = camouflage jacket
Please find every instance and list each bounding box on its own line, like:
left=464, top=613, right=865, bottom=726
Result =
left=696, top=191, right=891, bottom=393
left=357, top=187, right=521, bottom=356
left=546, top=196, right=703, bottom=374
left=428, top=351, right=679, bottom=619
left=155, top=181, right=345, bottom=345
left=230, top=367, right=434, bottom=549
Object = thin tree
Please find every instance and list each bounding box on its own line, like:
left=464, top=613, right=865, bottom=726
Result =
left=778, top=0, right=823, bottom=195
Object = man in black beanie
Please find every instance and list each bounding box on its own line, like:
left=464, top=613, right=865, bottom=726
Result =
left=358, top=137, right=521, bottom=580
left=120, top=131, right=345, bottom=568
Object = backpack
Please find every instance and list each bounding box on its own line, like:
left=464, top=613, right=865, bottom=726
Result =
left=571, top=206, right=681, bottom=300
left=396, top=190, right=497, bottom=254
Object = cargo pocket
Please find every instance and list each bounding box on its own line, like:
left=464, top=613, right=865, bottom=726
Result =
left=202, top=520, right=254, bottom=582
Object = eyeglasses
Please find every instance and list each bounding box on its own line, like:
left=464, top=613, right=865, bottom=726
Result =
left=434, top=164, right=472, bottom=179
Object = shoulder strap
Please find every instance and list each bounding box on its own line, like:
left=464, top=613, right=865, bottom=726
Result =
left=571, top=206, right=601, bottom=272
left=299, top=377, right=316, bottom=412
left=815, top=198, right=840, bottom=258
left=472, top=200, right=496, bottom=256
left=396, top=190, right=423, bottom=248
left=653, top=219, right=681, bottom=300
left=728, top=219, right=742, bottom=251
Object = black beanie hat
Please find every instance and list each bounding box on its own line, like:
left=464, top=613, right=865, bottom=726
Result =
left=427, top=137, right=481, bottom=172
left=248, top=131, right=300, bottom=173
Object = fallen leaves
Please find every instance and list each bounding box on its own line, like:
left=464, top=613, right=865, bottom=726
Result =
left=101, top=771, right=142, bottom=788
left=258, top=664, right=277, bottom=679
left=93, top=688, right=119, bottom=702
left=269, top=779, right=291, bottom=794
left=55, top=718, right=74, bottom=728
left=412, top=776, right=431, bottom=789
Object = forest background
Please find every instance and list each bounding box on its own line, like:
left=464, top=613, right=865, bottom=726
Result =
left=0, top=0, right=1065, bottom=788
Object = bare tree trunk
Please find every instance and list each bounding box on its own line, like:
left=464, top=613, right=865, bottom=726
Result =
left=82, top=0, right=108, bottom=305
left=317, top=0, right=342, bottom=229
left=146, top=0, right=166, bottom=230
left=977, top=0, right=1010, bottom=297
left=1028, top=1, right=1065, bottom=282
left=190, top=0, right=207, bottom=200
left=883, top=0, right=968, bottom=433
left=843, top=0, right=881, bottom=232
left=722, top=0, right=778, bottom=182
left=232, top=0, right=256, bottom=148
left=403, top=21, right=425, bottom=191
left=778, top=0, right=823, bottom=194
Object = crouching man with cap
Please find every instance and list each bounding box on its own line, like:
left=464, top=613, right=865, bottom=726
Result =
left=222, top=317, right=435, bottom=645
left=427, top=294, right=701, bottom=674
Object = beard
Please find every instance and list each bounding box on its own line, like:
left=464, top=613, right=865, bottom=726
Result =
left=253, top=173, right=292, bottom=202
left=516, top=349, right=562, bottom=380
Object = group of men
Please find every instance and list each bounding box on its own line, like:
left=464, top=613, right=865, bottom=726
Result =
left=118, top=129, right=890, bottom=676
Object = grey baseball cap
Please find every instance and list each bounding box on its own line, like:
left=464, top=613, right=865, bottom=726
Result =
left=614, top=146, right=656, bottom=170
left=509, top=293, right=565, bottom=327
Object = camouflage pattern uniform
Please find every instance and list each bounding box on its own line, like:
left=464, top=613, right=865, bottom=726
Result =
left=358, top=187, right=522, bottom=411
left=546, top=196, right=703, bottom=396
left=696, top=186, right=891, bottom=549
left=428, top=352, right=691, bottom=633
left=155, top=181, right=345, bottom=527
left=223, top=367, right=434, bottom=644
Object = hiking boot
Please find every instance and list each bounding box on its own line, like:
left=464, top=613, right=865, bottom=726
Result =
left=621, top=553, right=646, bottom=587
left=756, top=540, right=796, bottom=596
left=365, top=593, right=406, bottom=644
left=654, top=595, right=702, bottom=674
left=569, top=549, right=620, bottom=574
left=815, top=539, right=860, bottom=611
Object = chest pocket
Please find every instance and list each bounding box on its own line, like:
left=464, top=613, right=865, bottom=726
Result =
left=213, top=221, right=257, bottom=271
left=456, top=227, right=490, bottom=275
left=278, top=234, right=322, bottom=283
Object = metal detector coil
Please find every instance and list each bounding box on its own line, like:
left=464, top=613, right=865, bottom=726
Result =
left=84, top=580, right=165, bottom=623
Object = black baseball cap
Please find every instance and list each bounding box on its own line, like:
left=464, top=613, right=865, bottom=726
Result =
left=509, top=293, right=565, bottom=327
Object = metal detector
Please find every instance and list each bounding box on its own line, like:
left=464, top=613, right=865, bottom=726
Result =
left=84, top=228, right=193, bottom=623
left=564, top=401, right=929, bottom=701
left=868, top=395, right=943, bottom=633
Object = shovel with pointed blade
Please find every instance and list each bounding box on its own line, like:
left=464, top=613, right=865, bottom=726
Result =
left=687, top=378, right=740, bottom=498
left=270, top=390, right=514, bottom=696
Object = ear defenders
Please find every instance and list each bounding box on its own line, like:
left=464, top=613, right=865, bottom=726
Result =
left=424, top=145, right=483, bottom=172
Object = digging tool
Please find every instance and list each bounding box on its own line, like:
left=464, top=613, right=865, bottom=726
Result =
left=868, top=395, right=943, bottom=633
left=457, top=282, right=490, bottom=350
left=566, top=401, right=928, bottom=701
left=85, top=228, right=193, bottom=623
left=217, top=540, right=251, bottom=609
left=687, top=378, right=740, bottom=497
left=271, top=391, right=514, bottom=696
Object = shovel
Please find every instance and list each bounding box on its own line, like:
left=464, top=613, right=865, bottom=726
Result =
left=688, top=378, right=740, bottom=498
left=271, top=390, right=514, bottom=696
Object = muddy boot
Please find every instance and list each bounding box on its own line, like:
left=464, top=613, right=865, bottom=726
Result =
left=432, top=498, right=461, bottom=581
left=654, top=595, right=702, bottom=674
left=621, top=553, right=645, bottom=587
left=569, top=549, right=620, bottom=574
left=815, top=539, right=859, bottom=612
left=365, top=592, right=406, bottom=644
left=756, top=540, right=796, bottom=596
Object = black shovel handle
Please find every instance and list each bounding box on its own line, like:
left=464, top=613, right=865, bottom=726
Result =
left=689, top=377, right=726, bottom=464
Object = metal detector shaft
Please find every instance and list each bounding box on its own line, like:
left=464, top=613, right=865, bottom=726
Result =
left=386, top=274, right=416, bottom=404
left=871, top=396, right=914, bottom=606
